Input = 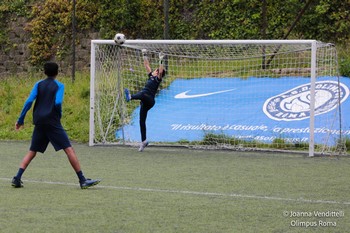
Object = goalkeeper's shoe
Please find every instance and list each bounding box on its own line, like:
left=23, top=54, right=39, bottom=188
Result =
left=12, top=176, right=23, bottom=188
left=139, top=141, right=149, bottom=152
left=80, top=178, right=101, bottom=189
left=124, top=88, right=131, bottom=102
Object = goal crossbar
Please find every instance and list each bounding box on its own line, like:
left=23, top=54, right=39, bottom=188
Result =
left=92, top=39, right=318, bottom=45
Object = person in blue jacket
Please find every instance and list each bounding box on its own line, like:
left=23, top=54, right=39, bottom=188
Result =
left=12, top=62, right=100, bottom=189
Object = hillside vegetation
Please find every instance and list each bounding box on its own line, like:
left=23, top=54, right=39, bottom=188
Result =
left=0, top=0, right=350, bottom=74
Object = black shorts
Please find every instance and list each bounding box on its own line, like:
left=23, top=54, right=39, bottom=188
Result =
left=30, top=124, right=71, bottom=153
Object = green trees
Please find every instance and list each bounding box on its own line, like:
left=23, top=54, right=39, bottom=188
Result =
left=27, top=0, right=98, bottom=66
left=22, top=0, right=350, bottom=42
left=0, top=0, right=28, bottom=50
left=296, top=0, right=350, bottom=43
left=1, top=0, right=350, bottom=74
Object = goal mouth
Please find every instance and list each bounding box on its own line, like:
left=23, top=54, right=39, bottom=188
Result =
left=90, top=40, right=348, bottom=156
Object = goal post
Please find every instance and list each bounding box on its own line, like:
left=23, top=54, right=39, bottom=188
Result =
left=90, top=39, right=348, bottom=156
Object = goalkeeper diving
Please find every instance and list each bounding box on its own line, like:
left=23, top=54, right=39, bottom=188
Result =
left=124, top=50, right=166, bottom=152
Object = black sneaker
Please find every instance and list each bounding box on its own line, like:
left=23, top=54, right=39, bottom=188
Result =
left=80, top=178, right=101, bottom=189
left=12, top=176, right=23, bottom=188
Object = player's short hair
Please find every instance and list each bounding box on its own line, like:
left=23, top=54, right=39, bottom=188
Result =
left=162, top=69, right=167, bottom=78
left=159, top=68, right=166, bottom=78
left=44, top=62, right=59, bottom=77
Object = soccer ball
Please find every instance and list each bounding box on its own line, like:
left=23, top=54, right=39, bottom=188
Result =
left=114, top=33, right=126, bottom=45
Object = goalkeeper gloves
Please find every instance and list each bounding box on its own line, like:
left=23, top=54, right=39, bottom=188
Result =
left=159, top=52, right=165, bottom=65
left=142, top=49, right=148, bottom=60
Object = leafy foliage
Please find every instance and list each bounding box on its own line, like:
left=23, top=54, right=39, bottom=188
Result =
left=0, top=0, right=29, bottom=49
left=194, top=0, right=261, bottom=39
left=297, top=0, right=350, bottom=43
left=26, top=0, right=98, bottom=67
left=1, top=0, right=350, bottom=74
left=338, top=45, right=350, bottom=77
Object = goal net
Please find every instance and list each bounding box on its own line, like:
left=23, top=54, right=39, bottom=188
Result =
left=90, top=39, right=349, bottom=156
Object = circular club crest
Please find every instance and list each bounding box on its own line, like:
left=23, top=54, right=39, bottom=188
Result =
left=263, top=81, right=349, bottom=121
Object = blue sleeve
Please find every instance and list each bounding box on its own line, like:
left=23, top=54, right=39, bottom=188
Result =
left=17, top=82, right=39, bottom=125
left=55, top=80, right=64, bottom=117
left=55, top=80, right=64, bottom=105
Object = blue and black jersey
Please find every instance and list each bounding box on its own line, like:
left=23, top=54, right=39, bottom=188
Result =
left=17, top=77, right=64, bottom=126
left=141, top=72, right=162, bottom=97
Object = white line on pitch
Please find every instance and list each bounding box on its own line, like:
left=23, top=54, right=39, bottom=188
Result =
left=1, top=177, right=349, bottom=205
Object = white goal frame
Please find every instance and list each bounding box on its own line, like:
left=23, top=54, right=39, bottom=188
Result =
left=90, top=39, right=344, bottom=157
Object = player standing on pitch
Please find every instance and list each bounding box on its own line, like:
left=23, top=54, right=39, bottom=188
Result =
left=12, top=62, right=100, bottom=189
left=124, top=50, right=166, bottom=152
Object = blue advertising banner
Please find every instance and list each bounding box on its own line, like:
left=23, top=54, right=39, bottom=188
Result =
left=117, top=77, right=350, bottom=144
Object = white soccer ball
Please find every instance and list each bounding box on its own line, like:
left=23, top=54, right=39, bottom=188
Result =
left=114, top=33, right=126, bottom=45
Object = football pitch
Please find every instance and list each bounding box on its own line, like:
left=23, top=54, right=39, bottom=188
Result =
left=0, top=141, right=349, bottom=233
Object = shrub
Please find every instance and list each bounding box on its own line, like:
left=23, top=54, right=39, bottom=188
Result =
left=337, top=43, right=350, bottom=77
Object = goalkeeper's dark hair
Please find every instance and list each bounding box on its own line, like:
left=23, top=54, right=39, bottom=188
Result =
left=44, top=62, right=59, bottom=77
left=159, top=68, right=166, bottom=78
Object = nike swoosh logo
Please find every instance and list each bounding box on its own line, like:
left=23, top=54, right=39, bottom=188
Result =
left=175, top=88, right=236, bottom=99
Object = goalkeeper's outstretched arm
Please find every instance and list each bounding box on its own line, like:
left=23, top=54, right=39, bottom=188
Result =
left=142, top=49, right=152, bottom=73
left=142, top=49, right=165, bottom=79
left=158, top=52, right=165, bottom=79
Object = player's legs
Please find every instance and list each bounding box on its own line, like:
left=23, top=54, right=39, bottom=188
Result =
left=12, top=125, right=48, bottom=188
left=12, top=150, right=37, bottom=187
left=64, top=146, right=81, bottom=172
left=19, top=150, right=37, bottom=169
left=126, top=91, right=154, bottom=151
left=63, top=146, right=100, bottom=189
left=139, top=105, right=149, bottom=152
left=47, top=124, right=100, bottom=188
left=139, top=95, right=155, bottom=141
left=139, top=102, right=149, bottom=142
left=22, top=124, right=45, bottom=168
left=30, top=124, right=50, bottom=153
left=47, top=124, right=82, bottom=173
left=138, top=95, right=155, bottom=152
left=131, top=91, right=144, bottom=100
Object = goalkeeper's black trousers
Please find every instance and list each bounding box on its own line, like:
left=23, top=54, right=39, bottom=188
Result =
left=131, top=91, right=155, bottom=142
